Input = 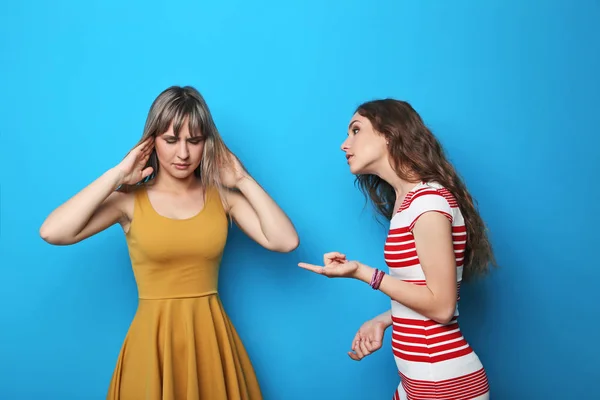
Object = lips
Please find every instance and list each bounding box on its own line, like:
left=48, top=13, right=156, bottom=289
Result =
left=173, top=163, right=190, bottom=169
left=346, top=154, right=354, bottom=161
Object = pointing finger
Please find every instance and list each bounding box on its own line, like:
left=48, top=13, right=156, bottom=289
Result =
left=297, top=263, right=324, bottom=274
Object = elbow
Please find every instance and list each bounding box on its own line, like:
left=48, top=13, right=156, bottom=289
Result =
left=39, top=225, right=69, bottom=245
left=433, top=313, right=454, bottom=325
left=431, top=304, right=456, bottom=325
left=280, top=236, right=300, bottom=253
left=272, top=234, right=300, bottom=253
left=39, top=224, right=54, bottom=243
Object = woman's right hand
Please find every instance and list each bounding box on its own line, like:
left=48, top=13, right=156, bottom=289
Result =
left=348, top=318, right=388, bottom=361
left=116, top=137, right=155, bottom=185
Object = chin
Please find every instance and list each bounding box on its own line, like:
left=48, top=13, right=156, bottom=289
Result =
left=169, top=168, right=196, bottom=179
left=349, top=163, right=365, bottom=175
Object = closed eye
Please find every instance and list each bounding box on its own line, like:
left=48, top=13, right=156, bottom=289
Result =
left=188, top=137, right=205, bottom=145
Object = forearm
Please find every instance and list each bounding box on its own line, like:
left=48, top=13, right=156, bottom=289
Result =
left=354, top=263, right=455, bottom=324
left=371, top=309, right=393, bottom=327
left=40, top=168, right=123, bottom=240
left=236, top=176, right=298, bottom=248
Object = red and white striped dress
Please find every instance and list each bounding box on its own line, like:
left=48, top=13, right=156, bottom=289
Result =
left=386, top=182, right=489, bottom=400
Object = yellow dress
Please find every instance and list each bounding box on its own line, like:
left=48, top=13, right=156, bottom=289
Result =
left=107, top=186, right=263, bottom=400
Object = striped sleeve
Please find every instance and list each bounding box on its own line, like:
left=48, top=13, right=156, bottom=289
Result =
left=406, top=189, right=453, bottom=231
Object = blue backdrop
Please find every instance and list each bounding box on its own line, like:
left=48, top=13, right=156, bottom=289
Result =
left=1, top=0, right=598, bottom=399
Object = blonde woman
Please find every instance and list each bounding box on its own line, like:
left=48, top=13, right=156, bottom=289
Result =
left=40, top=85, right=299, bottom=399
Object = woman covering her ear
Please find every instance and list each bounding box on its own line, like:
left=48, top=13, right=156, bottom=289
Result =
left=40, top=85, right=299, bottom=400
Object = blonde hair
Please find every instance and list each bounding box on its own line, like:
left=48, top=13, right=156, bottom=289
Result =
left=119, top=85, right=234, bottom=198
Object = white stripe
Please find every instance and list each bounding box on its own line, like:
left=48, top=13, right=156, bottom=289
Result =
left=386, top=240, right=415, bottom=245
left=388, top=233, right=412, bottom=238
left=393, top=321, right=458, bottom=331
left=386, top=255, right=418, bottom=262
left=385, top=248, right=416, bottom=255
left=392, top=335, right=465, bottom=349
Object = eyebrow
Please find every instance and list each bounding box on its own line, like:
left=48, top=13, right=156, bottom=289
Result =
left=161, top=134, right=204, bottom=140
left=348, top=119, right=360, bottom=130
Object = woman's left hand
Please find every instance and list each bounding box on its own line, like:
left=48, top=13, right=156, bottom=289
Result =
left=298, top=252, right=360, bottom=278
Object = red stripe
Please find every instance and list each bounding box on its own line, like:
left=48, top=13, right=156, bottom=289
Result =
left=402, top=279, right=427, bottom=285
left=438, top=188, right=459, bottom=208
left=393, top=345, right=473, bottom=363
left=387, top=259, right=421, bottom=268
left=453, top=234, right=467, bottom=243
left=393, top=337, right=470, bottom=355
left=389, top=226, right=411, bottom=235
left=393, top=319, right=460, bottom=337
left=393, top=329, right=464, bottom=346
left=387, top=226, right=465, bottom=244
left=384, top=232, right=465, bottom=268
left=391, top=317, right=473, bottom=362
left=408, top=211, right=452, bottom=230
left=385, top=250, right=418, bottom=261
left=454, top=243, right=466, bottom=251
left=385, top=241, right=416, bottom=251
left=398, top=186, right=460, bottom=213
left=392, top=316, right=457, bottom=326
left=407, top=189, right=442, bottom=206
left=400, top=368, right=489, bottom=400
left=398, top=189, right=421, bottom=211
left=395, top=322, right=460, bottom=336
left=398, top=188, right=439, bottom=211
left=440, top=199, right=459, bottom=209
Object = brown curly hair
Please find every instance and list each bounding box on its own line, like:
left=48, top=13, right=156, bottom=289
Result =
left=354, top=99, right=497, bottom=280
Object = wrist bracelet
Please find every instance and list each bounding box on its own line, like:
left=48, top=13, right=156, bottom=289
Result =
left=370, top=268, right=385, bottom=290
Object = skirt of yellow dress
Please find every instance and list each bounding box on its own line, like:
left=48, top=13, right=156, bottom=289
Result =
left=106, top=294, right=263, bottom=400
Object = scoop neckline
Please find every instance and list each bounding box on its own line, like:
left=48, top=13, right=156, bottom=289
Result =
left=143, top=186, right=209, bottom=221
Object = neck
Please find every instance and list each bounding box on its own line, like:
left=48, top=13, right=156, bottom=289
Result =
left=371, top=159, right=421, bottom=204
left=152, top=170, right=200, bottom=194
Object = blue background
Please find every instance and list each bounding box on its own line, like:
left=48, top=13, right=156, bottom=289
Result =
left=1, top=0, right=599, bottom=399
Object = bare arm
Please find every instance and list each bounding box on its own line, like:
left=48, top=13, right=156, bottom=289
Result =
left=40, top=138, right=153, bottom=245
left=224, top=176, right=299, bottom=253
left=354, top=212, right=458, bottom=324
left=39, top=168, right=129, bottom=245
left=371, top=309, right=393, bottom=327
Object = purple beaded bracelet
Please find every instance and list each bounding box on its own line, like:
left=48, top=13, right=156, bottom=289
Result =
left=370, top=268, right=385, bottom=290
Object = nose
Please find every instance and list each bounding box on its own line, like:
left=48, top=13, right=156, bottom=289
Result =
left=341, top=136, right=351, bottom=152
left=177, top=140, right=190, bottom=160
